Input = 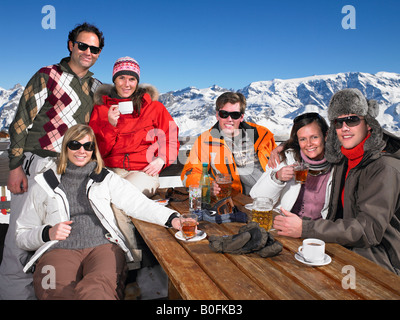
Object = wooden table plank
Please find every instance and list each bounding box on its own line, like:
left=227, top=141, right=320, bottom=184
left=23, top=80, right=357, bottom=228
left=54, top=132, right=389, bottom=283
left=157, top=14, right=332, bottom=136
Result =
left=324, top=244, right=400, bottom=299
left=169, top=222, right=273, bottom=300
left=225, top=250, right=318, bottom=300
left=131, top=218, right=228, bottom=300
left=220, top=222, right=360, bottom=300
left=274, top=230, right=400, bottom=300
left=211, top=222, right=317, bottom=299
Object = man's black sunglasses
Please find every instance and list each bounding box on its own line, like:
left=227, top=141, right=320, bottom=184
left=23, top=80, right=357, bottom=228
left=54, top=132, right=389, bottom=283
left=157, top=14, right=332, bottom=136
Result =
left=333, top=115, right=365, bottom=129
left=74, top=41, right=101, bottom=54
left=293, top=112, right=322, bottom=124
left=218, top=110, right=243, bottom=120
left=67, top=140, right=95, bottom=151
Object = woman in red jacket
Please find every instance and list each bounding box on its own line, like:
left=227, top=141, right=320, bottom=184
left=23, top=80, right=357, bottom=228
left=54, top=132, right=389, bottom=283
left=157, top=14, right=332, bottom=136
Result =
left=89, top=57, right=179, bottom=196
left=89, top=56, right=179, bottom=271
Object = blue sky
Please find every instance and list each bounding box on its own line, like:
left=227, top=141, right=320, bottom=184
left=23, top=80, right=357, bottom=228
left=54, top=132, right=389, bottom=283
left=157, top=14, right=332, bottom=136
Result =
left=1, top=0, right=399, bottom=93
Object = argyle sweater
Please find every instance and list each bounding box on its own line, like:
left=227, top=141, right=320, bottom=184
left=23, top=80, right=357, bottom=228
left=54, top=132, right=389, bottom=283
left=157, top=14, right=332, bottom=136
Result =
left=8, top=57, right=101, bottom=170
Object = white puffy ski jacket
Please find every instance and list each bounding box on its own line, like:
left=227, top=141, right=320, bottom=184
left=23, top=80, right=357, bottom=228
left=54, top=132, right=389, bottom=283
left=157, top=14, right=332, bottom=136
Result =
left=16, top=167, right=177, bottom=273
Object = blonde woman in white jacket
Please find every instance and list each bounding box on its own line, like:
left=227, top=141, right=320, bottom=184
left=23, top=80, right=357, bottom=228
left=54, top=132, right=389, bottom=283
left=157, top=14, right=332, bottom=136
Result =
left=15, top=124, right=181, bottom=300
left=250, top=113, right=332, bottom=237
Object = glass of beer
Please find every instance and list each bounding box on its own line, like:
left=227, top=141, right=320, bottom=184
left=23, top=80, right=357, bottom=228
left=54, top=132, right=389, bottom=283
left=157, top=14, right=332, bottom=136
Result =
left=180, top=213, right=198, bottom=239
left=294, top=162, right=309, bottom=184
left=251, top=197, right=274, bottom=231
left=215, top=173, right=232, bottom=200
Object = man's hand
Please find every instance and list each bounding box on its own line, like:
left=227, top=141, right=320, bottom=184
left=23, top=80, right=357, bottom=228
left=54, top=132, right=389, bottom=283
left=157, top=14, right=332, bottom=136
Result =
left=268, top=144, right=284, bottom=169
left=273, top=208, right=302, bottom=238
left=211, top=180, right=221, bottom=197
left=7, top=166, right=28, bottom=194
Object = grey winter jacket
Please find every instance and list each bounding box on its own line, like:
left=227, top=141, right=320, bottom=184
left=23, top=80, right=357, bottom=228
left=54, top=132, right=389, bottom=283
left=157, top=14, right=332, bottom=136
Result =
left=302, top=128, right=400, bottom=274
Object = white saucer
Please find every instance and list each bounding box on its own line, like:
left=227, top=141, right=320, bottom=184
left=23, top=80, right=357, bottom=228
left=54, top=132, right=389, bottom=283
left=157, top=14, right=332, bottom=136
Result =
left=295, top=252, right=331, bottom=266
left=244, top=203, right=253, bottom=210
left=175, top=231, right=207, bottom=242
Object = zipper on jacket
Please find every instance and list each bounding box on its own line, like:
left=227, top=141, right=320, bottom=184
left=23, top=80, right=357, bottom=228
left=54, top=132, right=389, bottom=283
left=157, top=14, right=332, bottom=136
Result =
left=123, top=154, right=130, bottom=170
left=54, top=188, right=70, bottom=220
left=86, top=182, right=128, bottom=245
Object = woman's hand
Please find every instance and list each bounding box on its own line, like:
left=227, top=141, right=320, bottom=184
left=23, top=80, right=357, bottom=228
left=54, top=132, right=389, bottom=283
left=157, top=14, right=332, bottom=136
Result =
left=273, top=208, right=302, bottom=238
left=108, top=105, right=120, bottom=127
left=275, top=165, right=295, bottom=182
left=49, top=221, right=73, bottom=241
left=143, top=157, right=165, bottom=176
left=171, top=217, right=181, bottom=230
left=170, top=217, right=199, bottom=231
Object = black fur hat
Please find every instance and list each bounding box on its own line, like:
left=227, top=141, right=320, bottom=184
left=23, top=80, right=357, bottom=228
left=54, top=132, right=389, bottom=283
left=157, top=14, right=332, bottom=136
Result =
left=325, top=88, right=385, bottom=163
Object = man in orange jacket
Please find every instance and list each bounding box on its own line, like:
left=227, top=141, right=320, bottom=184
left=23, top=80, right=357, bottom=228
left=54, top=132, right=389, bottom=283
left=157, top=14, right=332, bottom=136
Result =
left=181, top=92, right=277, bottom=195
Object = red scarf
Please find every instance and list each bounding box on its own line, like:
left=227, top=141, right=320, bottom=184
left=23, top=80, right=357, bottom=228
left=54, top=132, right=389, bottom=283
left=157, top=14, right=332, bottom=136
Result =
left=340, top=133, right=371, bottom=205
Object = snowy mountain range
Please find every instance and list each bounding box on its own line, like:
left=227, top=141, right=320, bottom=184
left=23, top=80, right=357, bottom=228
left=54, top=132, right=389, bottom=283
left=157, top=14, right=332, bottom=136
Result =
left=0, top=84, right=24, bottom=134
left=159, top=71, right=400, bottom=140
left=1, top=71, right=400, bottom=141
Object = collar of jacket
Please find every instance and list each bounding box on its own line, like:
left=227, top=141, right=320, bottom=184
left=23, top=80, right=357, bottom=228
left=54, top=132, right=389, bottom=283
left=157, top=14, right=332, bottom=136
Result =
left=43, top=167, right=110, bottom=190
left=59, top=57, right=95, bottom=80
left=103, top=95, right=132, bottom=107
left=100, top=93, right=152, bottom=118
left=94, top=83, right=159, bottom=106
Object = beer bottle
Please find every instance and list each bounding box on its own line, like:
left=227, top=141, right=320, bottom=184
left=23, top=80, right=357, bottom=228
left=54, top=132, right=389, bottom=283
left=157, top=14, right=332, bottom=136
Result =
left=200, top=163, right=211, bottom=206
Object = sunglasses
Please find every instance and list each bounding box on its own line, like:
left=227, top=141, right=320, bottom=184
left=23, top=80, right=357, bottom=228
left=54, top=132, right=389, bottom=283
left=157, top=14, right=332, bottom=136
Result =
left=333, top=116, right=365, bottom=129
left=67, top=140, right=95, bottom=151
left=218, top=110, right=243, bottom=120
left=73, top=41, right=101, bottom=54
left=293, top=112, right=322, bottom=124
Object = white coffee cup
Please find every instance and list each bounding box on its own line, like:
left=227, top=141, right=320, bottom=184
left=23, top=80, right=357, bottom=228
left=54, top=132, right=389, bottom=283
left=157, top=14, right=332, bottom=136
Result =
left=298, top=238, right=325, bottom=262
left=119, top=101, right=133, bottom=114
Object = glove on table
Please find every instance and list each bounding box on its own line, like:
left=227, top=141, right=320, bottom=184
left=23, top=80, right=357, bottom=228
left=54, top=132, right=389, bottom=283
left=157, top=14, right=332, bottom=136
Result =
left=208, top=222, right=283, bottom=258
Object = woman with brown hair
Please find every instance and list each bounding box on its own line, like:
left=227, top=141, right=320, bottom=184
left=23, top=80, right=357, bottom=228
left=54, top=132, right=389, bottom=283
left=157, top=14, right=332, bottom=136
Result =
left=250, top=112, right=332, bottom=222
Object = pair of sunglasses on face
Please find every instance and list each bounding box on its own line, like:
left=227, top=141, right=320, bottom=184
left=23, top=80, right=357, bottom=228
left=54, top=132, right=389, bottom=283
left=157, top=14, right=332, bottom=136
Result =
left=67, top=140, right=95, bottom=152
left=293, top=112, right=364, bottom=129
left=74, top=41, right=101, bottom=54
left=333, top=115, right=365, bottom=129
left=218, top=110, right=243, bottom=120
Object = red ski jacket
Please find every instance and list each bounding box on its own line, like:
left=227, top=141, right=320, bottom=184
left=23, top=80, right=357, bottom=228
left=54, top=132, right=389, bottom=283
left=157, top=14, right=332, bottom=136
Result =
left=89, top=86, right=179, bottom=171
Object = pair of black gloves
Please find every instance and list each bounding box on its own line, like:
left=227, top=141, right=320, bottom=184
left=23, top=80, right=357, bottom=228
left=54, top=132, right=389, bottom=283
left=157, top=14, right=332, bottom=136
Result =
left=208, top=222, right=283, bottom=258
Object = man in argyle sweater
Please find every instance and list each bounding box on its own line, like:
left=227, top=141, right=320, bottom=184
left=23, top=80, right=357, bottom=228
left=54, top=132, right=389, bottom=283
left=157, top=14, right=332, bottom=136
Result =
left=0, top=22, right=104, bottom=300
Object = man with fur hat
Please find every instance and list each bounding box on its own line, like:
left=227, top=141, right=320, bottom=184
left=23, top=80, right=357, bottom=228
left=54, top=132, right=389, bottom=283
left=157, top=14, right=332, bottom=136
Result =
left=274, top=88, right=400, bottom=274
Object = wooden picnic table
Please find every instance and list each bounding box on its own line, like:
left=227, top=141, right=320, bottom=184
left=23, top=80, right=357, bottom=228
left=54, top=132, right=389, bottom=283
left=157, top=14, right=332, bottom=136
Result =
left=131, top=187, right=400, bottom=300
